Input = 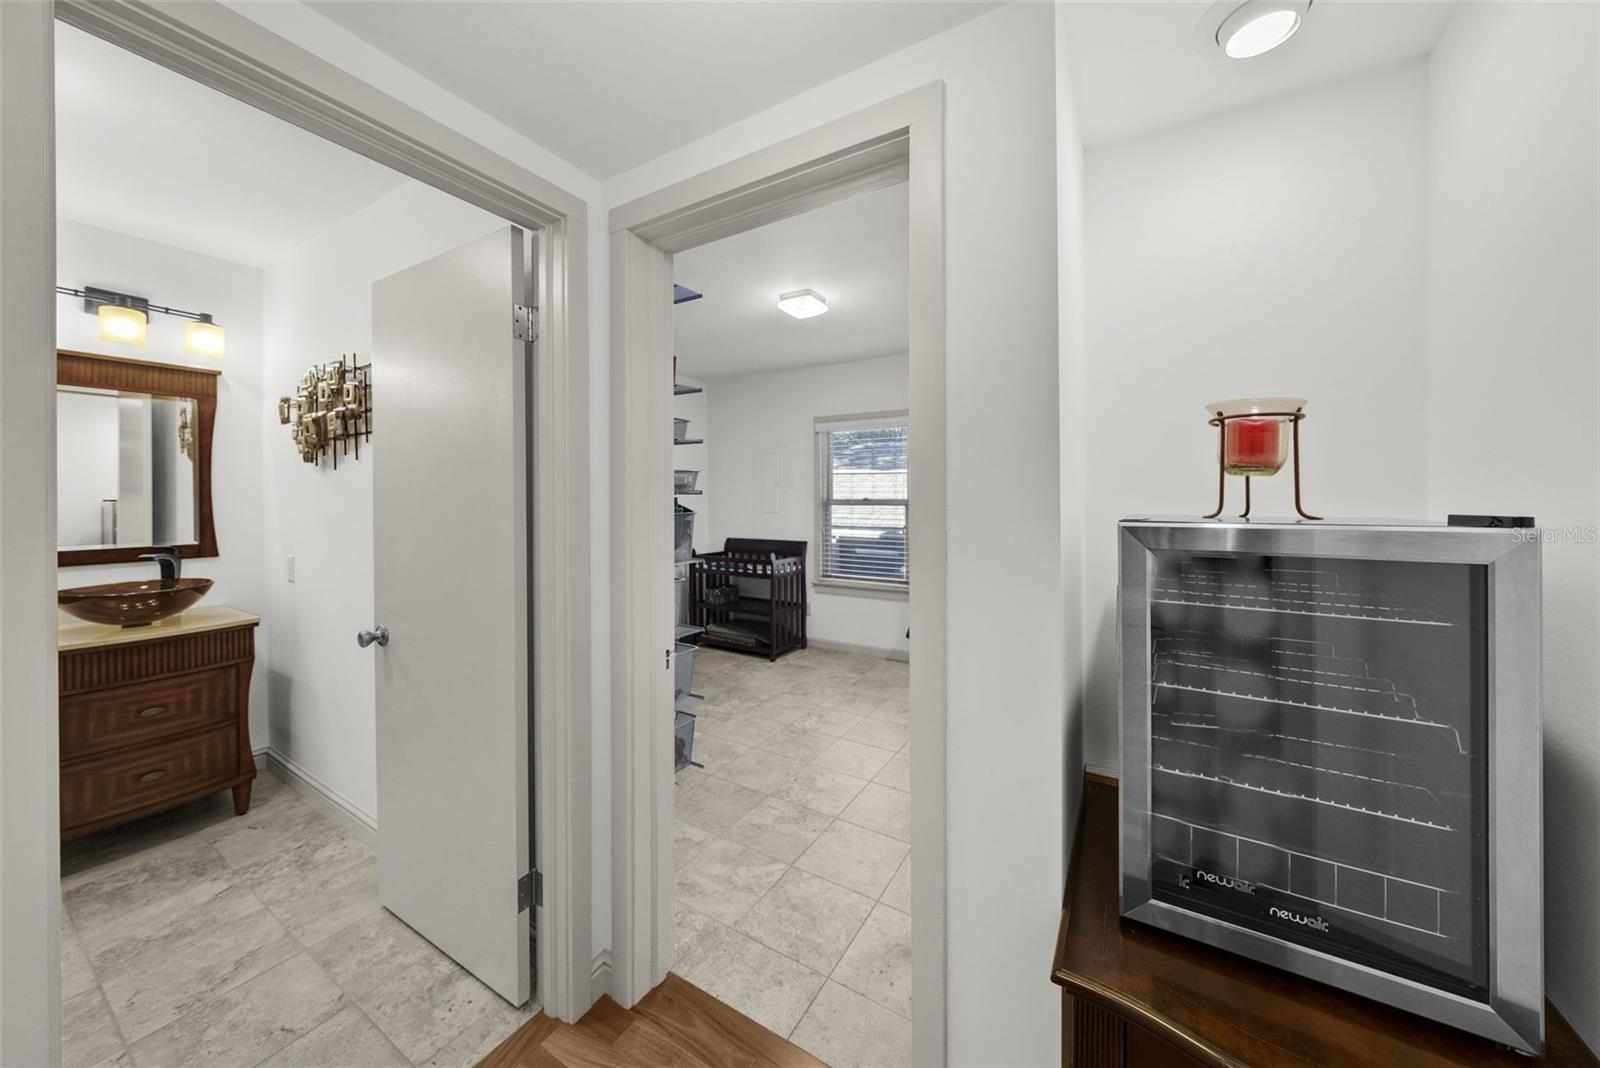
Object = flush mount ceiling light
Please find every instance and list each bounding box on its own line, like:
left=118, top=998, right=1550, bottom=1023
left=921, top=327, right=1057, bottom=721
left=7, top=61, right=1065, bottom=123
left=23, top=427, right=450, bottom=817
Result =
left=776, top=289, right=828, bottom=320
left=57, top=285, right=226, bottom=357
left=1194, top=0, right=1311, bottom=60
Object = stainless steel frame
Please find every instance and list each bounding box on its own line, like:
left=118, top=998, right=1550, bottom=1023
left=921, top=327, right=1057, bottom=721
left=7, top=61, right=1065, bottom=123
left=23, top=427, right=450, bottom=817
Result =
left=1119, top=517, right=1544, bottom=1054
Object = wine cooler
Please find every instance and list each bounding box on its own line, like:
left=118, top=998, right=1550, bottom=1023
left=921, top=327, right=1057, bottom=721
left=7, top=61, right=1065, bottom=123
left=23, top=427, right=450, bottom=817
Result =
left=1118, top=518, right=1543, bottom=1054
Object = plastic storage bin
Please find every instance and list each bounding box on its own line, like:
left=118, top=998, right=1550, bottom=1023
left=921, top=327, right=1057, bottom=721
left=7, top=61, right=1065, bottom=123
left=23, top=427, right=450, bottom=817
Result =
left=674, top=641, right=697, bottom=698
left=675, top=417, right=689, bottom=441
left=674, top=711, right=697, bottom=771
left=674, top=469, right=700, bottom=493
left=675, top=504, right=695, bottom=562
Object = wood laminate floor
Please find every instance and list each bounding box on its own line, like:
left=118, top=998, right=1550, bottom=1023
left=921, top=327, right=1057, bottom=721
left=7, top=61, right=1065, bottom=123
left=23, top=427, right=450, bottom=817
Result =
left=476, top=974, right=826, bottom=1068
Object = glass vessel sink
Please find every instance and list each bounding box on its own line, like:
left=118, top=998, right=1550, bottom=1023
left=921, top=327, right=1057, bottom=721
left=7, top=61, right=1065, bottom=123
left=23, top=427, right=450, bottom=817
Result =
left=58, top=578, right=213, bottom=628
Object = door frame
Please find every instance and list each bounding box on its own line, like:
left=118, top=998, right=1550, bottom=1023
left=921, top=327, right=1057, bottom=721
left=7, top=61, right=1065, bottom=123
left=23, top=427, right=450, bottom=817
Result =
left=606, top=83, right=947, bottom=1064
left=0, top=4, right=595, bottom=1061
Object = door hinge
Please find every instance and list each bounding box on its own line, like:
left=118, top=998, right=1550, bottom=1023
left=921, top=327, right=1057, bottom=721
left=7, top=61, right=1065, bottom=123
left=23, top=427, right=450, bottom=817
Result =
left=517, top=870, right=542, bottom=911
left=513, top=303, right=538, bottom=342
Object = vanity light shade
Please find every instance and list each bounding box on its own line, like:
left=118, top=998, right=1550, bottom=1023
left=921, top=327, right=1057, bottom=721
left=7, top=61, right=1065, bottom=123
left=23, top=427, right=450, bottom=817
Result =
left=97, top=303, right=148, bottom=345
left=777, top=289, right=828, bottom=319
left=185, top=318, right=226, bottom=358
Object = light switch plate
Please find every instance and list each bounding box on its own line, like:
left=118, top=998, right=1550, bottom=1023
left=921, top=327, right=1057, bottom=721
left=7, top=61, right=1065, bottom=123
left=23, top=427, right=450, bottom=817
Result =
left=286, top=555, right=296, bottom=583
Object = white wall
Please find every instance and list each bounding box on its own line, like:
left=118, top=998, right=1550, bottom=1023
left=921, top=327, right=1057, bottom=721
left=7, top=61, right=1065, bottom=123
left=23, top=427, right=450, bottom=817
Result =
left=609, top=5, right=1064, bottom=1060
left=1080, top=61, right=1431, bottom=772
left=262, top=180, right=503, bottom=823
left=55, top=219, right=270, bottom=744
left=1056, top=2, right=1088, bottom=864
left=1425, top=1, right=1600, bottom=1049
left=706, top=355, right=911, bottom=655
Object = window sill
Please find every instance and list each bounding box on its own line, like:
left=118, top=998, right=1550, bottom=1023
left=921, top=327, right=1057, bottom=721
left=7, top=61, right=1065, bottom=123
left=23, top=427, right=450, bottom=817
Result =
left=813, top=579, right=909, bottom=600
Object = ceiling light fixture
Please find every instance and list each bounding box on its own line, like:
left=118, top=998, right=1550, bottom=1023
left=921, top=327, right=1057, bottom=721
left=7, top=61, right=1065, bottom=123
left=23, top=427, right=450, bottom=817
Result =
left=777, top=289, right=828, bottom=320
left=1196, top=0, right=1310, bottom=60
left=57, top=285, right=226, bottom=358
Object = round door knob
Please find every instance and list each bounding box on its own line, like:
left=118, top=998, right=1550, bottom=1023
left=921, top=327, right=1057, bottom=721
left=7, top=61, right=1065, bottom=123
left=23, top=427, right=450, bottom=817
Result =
left=357, top=625, right=390, bottom=648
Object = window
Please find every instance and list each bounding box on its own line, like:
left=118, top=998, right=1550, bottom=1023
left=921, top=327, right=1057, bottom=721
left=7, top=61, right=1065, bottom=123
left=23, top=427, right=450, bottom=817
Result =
left=815, top=413, right=908, bottom=590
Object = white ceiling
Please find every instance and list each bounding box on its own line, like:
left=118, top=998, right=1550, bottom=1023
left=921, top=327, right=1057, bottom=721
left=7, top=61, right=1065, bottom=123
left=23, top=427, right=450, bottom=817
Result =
left=56, top=22, right=408, bottom=267
left=673, top=183, right=908, bottom=381
left=1061, top=1, right=1457, bottom=147
left=304, top=1, right=998, bottom=179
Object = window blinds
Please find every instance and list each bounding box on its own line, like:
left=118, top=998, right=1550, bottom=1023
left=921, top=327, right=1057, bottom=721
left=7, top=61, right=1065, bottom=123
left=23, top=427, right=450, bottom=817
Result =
left=815, top=413, right=908, bottom=586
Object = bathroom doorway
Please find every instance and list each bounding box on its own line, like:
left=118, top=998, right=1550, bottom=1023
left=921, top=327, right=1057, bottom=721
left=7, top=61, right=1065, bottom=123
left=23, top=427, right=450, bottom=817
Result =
left=39, top=14, right=588, bottom=1066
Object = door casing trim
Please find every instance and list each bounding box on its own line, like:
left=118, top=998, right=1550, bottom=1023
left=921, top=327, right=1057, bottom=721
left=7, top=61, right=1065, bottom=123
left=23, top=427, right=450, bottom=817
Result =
left=3, top=8, right=596, bottom=1062
left=606, top=81, right=947, bottom=1066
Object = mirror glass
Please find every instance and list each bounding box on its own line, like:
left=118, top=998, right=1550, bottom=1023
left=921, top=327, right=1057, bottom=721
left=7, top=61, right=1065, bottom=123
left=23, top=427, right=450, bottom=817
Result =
left=57, top=387, right=198, bottom=549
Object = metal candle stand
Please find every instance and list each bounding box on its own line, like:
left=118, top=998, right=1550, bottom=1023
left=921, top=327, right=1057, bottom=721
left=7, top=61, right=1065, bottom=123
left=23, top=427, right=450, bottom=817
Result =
left=1204, top=407, right=1322, bottom=521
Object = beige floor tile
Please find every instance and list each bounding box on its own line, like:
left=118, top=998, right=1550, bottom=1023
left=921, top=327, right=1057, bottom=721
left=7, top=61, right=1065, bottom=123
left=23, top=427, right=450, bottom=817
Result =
left=873, top=751, right=912, bottom=791
left=675, top=838, right=788, bottom=924
left=749, top=693, right=821, bottom=726
left=772, top=765, right=870, bottom=817
left=673, top=819, right=718, bottom=874
left=60, top=912, right=97, bottom=1001
left=814, top=738, right=895, bottom=780
left=789, top=980, right=912, bottom=1068
left=128, top=953, right=344, bottom=1068
left=256, top=1005, right=409, bottom=1068
left=673, top=774, right=766, bottom=835
left=687, top=731, right=749, bottom=776
left=97, top=888, right=299, bottom=1042
left=696, top=710, right=780, bottom=749
left=790, top=707, right=866, bottom=737
left=840, top=783, right=912, bottom=843
left=735, top=868, right=875, bottom=974
left=844, top=718, right=910, bottom=752
left=832, top=903, right=912, bottom=1018
left=673, top=900, right=723, bottom=973
left=724, top=796, right=833, bottom=863
left=718, top=747, right=809, bottom=794
left=251, top=850, right=382, bottom=948
left=61, top=987, right=124, bottom=1068
left=204, top=795, right=329, bottom=871
left=794, top=821, right=909, bottom=899
left=307, top=909, right=502, bottom=1063
left=419, top=995, right=541, bottom=1068
left=758, top=725, right=838, bottom=762
left=880, top=855, right=912, bottom=912
left=64, top=837, right=233, bottom=938
left=673, top=921, right=827, bottom=1039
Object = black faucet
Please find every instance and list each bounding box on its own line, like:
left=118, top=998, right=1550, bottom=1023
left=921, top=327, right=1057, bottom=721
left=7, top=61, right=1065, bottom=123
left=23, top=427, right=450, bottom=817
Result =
left=138, top=546, right=183, bottom=583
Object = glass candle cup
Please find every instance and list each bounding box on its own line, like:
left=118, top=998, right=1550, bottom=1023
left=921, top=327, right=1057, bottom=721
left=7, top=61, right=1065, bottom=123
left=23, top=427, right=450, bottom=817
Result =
left=1206, top=397, right=1306, bottom=477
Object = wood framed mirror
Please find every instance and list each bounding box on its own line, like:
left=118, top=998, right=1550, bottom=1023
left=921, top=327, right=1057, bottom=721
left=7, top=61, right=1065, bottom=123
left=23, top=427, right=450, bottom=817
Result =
left=57, top=349, right=219, bottom=566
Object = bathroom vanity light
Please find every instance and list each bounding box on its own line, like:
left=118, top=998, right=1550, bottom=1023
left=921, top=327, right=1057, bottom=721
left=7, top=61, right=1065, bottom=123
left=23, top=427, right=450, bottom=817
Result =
left=777, top=289, right=828, bottom=319
left=97, top=302, right=148, bottom=345
left=1196, top=0, right=1311, bottom=60
left=58, top=285, right=226, bottom=357
left=184, top=316, right=226, bottom=358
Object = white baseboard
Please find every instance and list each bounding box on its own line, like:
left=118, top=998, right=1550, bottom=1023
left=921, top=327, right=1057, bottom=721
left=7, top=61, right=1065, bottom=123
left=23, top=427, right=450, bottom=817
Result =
left=806, top=636, right=910, bottom=663
left=261, top=746, right=378, bottom=850
left=590, top=949, right=612, bottom=1003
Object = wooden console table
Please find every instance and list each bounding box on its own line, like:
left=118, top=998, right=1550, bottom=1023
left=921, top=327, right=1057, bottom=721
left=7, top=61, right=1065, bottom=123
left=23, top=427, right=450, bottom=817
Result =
left=1052, top=778, right=1597, bottom=1068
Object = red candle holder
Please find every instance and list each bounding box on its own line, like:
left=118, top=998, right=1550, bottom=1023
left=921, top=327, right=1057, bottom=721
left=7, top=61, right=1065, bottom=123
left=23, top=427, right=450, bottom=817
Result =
left=1203, top=397, right=1321, bottom=520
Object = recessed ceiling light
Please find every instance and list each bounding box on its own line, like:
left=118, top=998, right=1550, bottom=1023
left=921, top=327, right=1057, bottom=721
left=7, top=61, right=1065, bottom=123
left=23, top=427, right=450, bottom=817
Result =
left=777, top=289, right=828, bottom=319
left=1196, top=0, right=1310, bottom=61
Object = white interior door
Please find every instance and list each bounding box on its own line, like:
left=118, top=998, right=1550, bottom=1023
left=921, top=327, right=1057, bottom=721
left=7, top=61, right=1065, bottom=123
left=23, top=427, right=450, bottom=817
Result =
left=371, top=227, right=532, bottom=1005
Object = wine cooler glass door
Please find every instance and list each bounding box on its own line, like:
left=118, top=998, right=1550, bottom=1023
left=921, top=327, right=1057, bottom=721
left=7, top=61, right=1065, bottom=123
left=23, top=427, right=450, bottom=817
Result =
left=1144, top=550, right=1489, bottom=998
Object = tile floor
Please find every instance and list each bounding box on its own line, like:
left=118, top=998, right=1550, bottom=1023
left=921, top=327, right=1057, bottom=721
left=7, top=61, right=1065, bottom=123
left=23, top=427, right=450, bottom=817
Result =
left=60, top=772, right=537, bottom=1068
left=673, top=645, right=912, bottom=1068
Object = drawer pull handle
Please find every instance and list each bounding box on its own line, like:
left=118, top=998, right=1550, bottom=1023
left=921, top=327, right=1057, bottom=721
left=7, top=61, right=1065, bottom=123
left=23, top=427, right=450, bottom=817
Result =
left=136, top=706, right=167, bottom=719
left=137, top=769, right=166, bottom=783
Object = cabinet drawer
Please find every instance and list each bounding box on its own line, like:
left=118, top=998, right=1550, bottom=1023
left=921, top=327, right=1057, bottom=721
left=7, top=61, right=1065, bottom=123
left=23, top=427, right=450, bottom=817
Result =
left=60, top=668, right=237, bottom=759
left=61, top=725, right=240, bottom=830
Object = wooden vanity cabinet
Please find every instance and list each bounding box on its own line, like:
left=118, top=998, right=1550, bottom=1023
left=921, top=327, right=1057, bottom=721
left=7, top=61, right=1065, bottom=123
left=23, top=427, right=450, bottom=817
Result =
left=58, top=607, right=259, bottom=840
